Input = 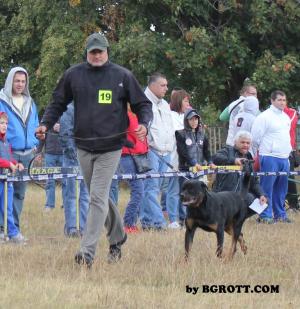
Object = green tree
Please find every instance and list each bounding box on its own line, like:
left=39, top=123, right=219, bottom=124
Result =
left=114, top=0, right=300, bottom=114
left=0, top=0, right=112, bottom=112
left=1, top=0, right=300, bottom=124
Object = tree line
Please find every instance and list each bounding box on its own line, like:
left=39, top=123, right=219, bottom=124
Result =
left=1, top=0, right=300, bottom=124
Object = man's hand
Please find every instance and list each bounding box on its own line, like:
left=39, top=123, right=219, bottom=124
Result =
left=135, top=124, right=147, bottom=141
left=9, top=163, right=18, bottom=173
left=53, top=123, right=60, bottom=132
left=194, top=163, right=202, bottom=171
left=35, top=125, right=48, bottom=140
left=234, top=158, right=246, bottom=166
left=259, top=195, right=268, bottom=205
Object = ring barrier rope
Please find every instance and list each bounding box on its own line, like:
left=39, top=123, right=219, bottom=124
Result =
left=1, top=165, right=298, bottom=238
left=1, top=165, right=299, bottom=182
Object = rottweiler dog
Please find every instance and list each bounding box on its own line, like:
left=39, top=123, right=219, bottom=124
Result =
left=181, top=160, right=254, bottom=261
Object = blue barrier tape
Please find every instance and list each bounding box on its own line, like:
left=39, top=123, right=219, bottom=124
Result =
left=0, top=167, right=299, bottom=182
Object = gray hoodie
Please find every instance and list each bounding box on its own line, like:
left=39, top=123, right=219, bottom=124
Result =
left=0, top=66, right=33, bottom=124
left=232, top=96, right=259, bottom=140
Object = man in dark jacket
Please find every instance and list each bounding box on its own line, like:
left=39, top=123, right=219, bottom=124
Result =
left=35, top=32, right=153, bottom=267
left=212, top=130, right=267, bottom=210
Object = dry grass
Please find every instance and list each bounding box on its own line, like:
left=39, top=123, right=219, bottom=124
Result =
left=1, top=184, right=300, bottom=308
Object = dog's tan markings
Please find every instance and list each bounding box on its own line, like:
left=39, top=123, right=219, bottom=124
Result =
left=207, top=224, right=218, bottom=232
left=216, top=246, right=224, bottom=258
left=185, top=218, right=195, bottom=230
left=238, top=235, right=247, bottom=255
left=225, top=225, right=233, bottom=235
left=226, top=223, right=238, bottom=260
left=227, top=238, right=237, bottom=261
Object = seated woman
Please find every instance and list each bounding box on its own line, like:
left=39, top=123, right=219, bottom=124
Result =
left=212, top=130, right=268, bottom=219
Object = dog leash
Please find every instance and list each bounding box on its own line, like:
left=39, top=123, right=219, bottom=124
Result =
left=39, top=129, right=135, bottom=141
left=149, top=148, right=190, bottom=180
left=189, top=165, right=242, bottom=173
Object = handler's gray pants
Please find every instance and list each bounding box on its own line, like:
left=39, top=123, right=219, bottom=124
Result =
left=77, top=148, right=124, bottom=258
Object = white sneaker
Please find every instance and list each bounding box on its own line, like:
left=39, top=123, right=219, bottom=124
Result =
left=0, top=232, right=5, bottom=243
left=43, top=207, right=53, bottom=213
left=168, top=221, right=181, bottom=229
left=9, top=233, right=28, bottom=244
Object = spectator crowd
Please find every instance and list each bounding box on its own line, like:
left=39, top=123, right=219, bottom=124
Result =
left=0, top=33, right=299, bottom=267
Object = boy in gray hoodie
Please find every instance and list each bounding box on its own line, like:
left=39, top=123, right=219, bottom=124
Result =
left=232, top=96, right=259, bottom=142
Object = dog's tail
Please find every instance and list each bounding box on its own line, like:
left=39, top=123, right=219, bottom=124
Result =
left=240, top=159, right=253, bottom=198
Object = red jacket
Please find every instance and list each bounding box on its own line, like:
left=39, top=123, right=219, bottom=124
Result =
left=122, top=112, right=148, bottom=155
left=284, top=107, right=298, bottom=150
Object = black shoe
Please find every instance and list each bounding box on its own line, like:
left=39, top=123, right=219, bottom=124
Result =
left=65, top=228, right=81, bottom=238
left=179, top=219, right=185, bottom=227
left=142, top=226, right=152, bottom=231
left=275, top=217, right=293, bottom=223
left=74, top=251, right=93, bottom=268
left=67, top=230, right=81, bottom=238
left=107, top=234, right=127, bottom=264
left=256, top=217, right=275, bottom=224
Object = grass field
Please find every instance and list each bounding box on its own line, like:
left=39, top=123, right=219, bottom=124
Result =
left=0, top=183, right=300, bottom=308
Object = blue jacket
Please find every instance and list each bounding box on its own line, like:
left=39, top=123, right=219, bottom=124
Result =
left=59, top=103, right=78, bottom=163
left=0, top=67, right=39, bottom=151
left=0, top=99, right=39, bottom=151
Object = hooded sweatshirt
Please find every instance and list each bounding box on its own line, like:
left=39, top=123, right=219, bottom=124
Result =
left=225, top=96, right=245, bottom=145
left=0, top=67, right=39, bottom=152
left=175, top=109, right=212, bottom=171
left=232, top=96, right=259, bottom=140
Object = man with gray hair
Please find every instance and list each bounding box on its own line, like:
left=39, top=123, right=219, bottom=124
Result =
left=212, top=130, right=267, bottom=207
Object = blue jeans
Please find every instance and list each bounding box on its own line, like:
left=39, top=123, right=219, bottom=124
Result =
left=62, top=152, right=89, bottom=234
left=120, top=155, right=144, bottom=226
left=160, top=178, right=169, bottom=211
left=178, top=176, right=187, bottom=221
left=109, top=163, right=120, bottom=205
left=166, top=176, right=180, bottom=223
left=259, top=156, right=289, bottom=220
left=12, top=152, right=34, bottom=229
left=45, top=153, right=64, bottom=208
left=0, top=182, right=19, bottom=238
left=140, top=150, right=170, bottom=229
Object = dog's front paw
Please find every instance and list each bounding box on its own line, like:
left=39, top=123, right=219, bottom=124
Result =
left=216, top=247, right=224, bottom=258
left=241, top=244, right=248, bottom=255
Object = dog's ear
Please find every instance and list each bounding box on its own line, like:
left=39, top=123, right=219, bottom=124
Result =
left=200, top=181, right=208, bottom=192
left=241, top=159, right=254, bottom=174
